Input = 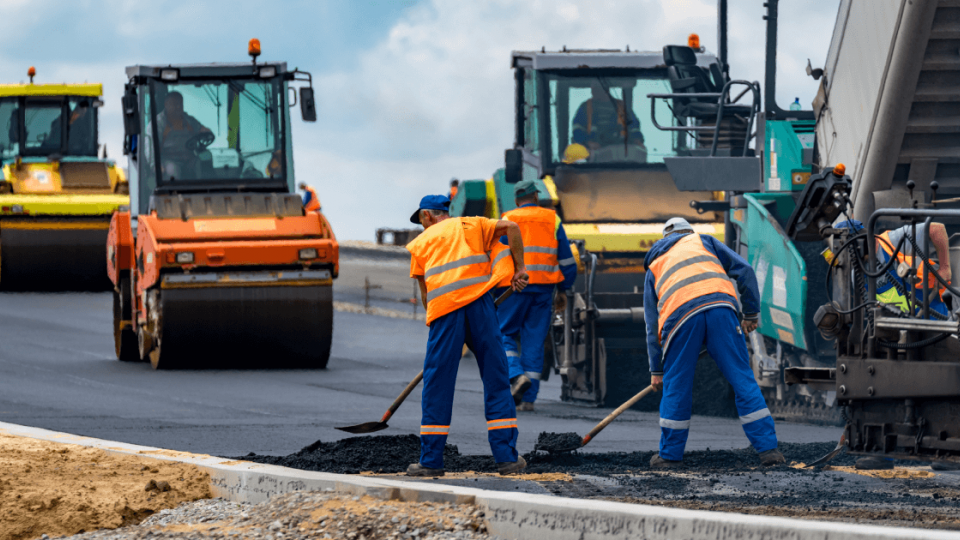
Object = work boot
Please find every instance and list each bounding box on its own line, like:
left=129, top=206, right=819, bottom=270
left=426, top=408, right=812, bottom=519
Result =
left=650, top=454, right=681, bottom=469
left=931, top=460, right=960, bottom=471
left=855, top=456, right=894, bottom=470
left=517, top=401, right=535, bottom=412
left=510, top=375, right=532, bottom=406
left=498, top=455, right=527, bottom=476
left=759, top=449, right=786, bottom=466
left=406, top=463, right=445, bottom=477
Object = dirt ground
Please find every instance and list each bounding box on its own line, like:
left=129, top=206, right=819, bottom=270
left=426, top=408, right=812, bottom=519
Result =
left=0, top=433, right=211, bottom=540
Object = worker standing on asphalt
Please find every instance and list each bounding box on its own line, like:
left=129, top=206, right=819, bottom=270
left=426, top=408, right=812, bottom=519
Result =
left=644, top=217, right=785, bottom=468
left=300, top=182, right=321, bottom=212
left=405, top=194, right=530, bottom=477
left=497, top=180, right=577, bottom=411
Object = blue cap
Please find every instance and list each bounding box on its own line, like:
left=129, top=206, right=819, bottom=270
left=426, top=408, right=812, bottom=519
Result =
left=410, top=194, right=451, bottom=224
left=514, top=180, right=538, bottom=199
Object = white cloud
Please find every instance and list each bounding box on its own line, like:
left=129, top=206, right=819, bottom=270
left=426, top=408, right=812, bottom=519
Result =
left=306, top=0, right=839, bottom=240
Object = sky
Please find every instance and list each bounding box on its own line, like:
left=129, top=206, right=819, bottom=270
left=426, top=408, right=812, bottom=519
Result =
left=0, top=0, right=839, bottom=240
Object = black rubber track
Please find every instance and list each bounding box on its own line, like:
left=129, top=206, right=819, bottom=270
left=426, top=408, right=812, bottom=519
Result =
left=151, top=284, right=333, bottom=369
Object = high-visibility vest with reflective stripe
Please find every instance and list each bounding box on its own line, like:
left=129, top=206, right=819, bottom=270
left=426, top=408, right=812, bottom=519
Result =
left=303, top=186, right=321, bottom=212
left=499, top=206, right=563, bottom=285
left=649, top=233, right=736, bottom=342
left=407, top=217, right=514, bottom=325
left=877, top=231, right=940, bottom=290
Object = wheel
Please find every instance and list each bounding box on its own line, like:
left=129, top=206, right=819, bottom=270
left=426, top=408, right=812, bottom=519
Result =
left=113, top=277, right=139, bottom=361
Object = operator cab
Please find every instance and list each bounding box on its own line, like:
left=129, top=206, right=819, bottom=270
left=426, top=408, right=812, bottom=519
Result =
left=507, top=49, right=725, bottom=224
left=0, top=91, right=101, bottom=161
left=122, top=54, right=316, bottom=218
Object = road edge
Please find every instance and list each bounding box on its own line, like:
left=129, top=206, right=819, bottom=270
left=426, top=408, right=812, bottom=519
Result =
left=0, top=421, right=953, bottom=540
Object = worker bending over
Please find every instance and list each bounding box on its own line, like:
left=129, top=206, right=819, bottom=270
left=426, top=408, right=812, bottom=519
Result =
left=876, top=222, right=951, bottom=316
left=644, top=217, right=784, bottom=468
left=497, top=181, right=577, bottom=411
left=405, top=194, right=530, bottom=477
left=300, top=182, right=321, bottom=212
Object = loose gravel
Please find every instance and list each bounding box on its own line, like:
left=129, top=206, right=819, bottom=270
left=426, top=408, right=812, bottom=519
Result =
left=59, top=492, right=499, bottom=540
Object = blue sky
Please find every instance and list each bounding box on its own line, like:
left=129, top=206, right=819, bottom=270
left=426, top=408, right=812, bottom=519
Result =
left=0, top=0, right=839, bottom=240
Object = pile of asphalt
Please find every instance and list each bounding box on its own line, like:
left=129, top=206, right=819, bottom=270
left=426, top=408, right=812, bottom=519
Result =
left=238, top=434, right=858, bottom=475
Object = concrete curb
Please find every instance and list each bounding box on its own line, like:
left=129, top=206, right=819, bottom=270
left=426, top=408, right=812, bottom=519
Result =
left=1, top=421, right=956, bottom=540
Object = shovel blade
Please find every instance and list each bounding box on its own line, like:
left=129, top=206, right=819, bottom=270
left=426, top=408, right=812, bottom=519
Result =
left=806, top=433, right=846, bottom=468
left=334, top=421, right=388, bottom=434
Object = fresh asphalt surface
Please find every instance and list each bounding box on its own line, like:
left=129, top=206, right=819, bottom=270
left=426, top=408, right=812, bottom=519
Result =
left=0, top=252, right=838, bottom=459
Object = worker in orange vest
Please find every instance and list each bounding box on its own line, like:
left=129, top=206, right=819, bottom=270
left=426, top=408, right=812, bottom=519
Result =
left=645, top=217, right=784, bottom=468
left=497, top=180, right=577, bottom=411
left=299, top=182, right=321, bottom=212
left=405, top=194, right=530, bottom=477
left=449, top=178, right=459, bottom=200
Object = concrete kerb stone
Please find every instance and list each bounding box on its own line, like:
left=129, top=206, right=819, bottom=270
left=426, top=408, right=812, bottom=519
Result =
left=1, top=421, right=957, bottom=540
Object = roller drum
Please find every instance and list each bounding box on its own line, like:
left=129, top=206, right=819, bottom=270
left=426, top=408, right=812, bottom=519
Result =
left=0, top=221, right=111, bottom=291
left=150, top=284, right=333, bottom=369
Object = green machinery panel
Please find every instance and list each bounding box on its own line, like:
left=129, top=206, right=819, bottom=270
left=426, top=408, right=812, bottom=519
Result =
left=738, top=193, right=808, bottom=349
left=764, top=120, right=815, bottom=192
left=449, top=179, right=489, bottom=217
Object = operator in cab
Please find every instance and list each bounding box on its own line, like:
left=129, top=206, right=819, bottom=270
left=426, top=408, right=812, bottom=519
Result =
left=299, top=182, right=321, bottom=212
left=644, top=217, right=784, bottom=468
left=405, top=194, right=529, bottom=477
left=497, top=181, right=577, bottom=411
left=155, top=92, right=211, bottom=179
left=570, top=80, right=645, bottom=159
left=45, top=101, right=95, bottom=154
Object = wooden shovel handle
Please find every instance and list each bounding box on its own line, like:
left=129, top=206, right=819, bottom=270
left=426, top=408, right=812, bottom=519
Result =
left=380, top=370, right=424, bottom=423
left=582, top=385, right=656, bottom=445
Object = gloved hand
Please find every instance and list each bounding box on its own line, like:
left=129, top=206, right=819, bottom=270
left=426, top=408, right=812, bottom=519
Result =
left=554, top=292, right=568, bottom=313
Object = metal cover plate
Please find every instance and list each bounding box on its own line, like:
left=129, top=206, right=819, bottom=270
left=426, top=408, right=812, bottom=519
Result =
left=664, top=157, right=762, bottom=192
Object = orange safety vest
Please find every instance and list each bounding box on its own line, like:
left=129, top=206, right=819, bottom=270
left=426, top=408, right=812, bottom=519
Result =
left=877, top=231, right=942, bottom=290
left=303, top=186, right=321, bottom=212
left=498, top=206, right=563, bottom=286
left=648, top=233, right=737, bottom=342
left=407, top=217, right=515, bottom=325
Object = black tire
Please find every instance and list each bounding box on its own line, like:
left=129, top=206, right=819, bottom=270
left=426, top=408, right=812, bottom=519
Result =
left=113, top=277, right=139, bottom=362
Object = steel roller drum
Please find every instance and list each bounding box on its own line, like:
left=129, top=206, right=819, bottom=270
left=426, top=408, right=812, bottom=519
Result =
left=0, top=220, right=112, bottom=291
left=151, top=284, right=333, bottom=369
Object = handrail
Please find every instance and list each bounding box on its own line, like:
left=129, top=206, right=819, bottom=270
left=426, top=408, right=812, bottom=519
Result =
left=648, top=79, right=761, bottom=157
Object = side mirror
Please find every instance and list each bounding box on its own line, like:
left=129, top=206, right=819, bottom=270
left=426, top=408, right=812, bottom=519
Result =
left=300, top=87, right=317, bottom=122
left=504, top=149, right=523, bottom=184
left=122, top=86, right=140, bottom=137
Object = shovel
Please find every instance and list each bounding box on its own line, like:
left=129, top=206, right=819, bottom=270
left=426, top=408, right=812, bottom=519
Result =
left=335, top=288, right=515, bottom=435
left=541, top=385, right=657, bottom=453
left=805, top=432, right=846, bottom=468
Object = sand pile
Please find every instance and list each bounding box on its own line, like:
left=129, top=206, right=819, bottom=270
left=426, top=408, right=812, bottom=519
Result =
left=0, top=432, right=211, bottom=540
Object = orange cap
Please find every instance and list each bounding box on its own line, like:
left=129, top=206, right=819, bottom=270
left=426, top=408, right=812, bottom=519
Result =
left=27, top=66, right=36, bottom=77
left=248, top=38, right=261, bottom=58
left=833, top=163, right=846, bottom=176
left=688, top=33, right=700, bottom=49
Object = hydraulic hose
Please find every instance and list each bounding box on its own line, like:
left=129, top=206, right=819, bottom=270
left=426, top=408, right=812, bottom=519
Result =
left=877, top=331, right=951, bottom=350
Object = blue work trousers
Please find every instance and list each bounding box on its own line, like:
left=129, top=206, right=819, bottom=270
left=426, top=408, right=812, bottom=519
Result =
left=659, top=308, right=778, bottom=461
left=497, top=288, right=554, bottom=403
left=420, top=293, right=519, bottom=469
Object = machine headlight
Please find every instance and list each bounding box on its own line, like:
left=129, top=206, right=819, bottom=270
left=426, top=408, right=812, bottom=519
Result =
left=259, top=66, right=277, bottom=78
left=160, top=69, right=180, bottom=81
left=175, top=252, right=194, bottom=264
left=299, top=248, right=318, bottom=260
left=11, top=204, right=23, bottom=214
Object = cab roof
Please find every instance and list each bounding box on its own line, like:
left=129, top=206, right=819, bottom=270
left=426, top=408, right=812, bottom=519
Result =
left=0, top=83, right=102, bottom=98
left=125, top=62, right=289, bottom=79
left=511, top=49, right=717, bottom=70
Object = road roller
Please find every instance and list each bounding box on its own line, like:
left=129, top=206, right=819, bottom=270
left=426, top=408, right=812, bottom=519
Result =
left=0, top=68, right=128, bottom=290
left=107, top=40, right=339, bottom=369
